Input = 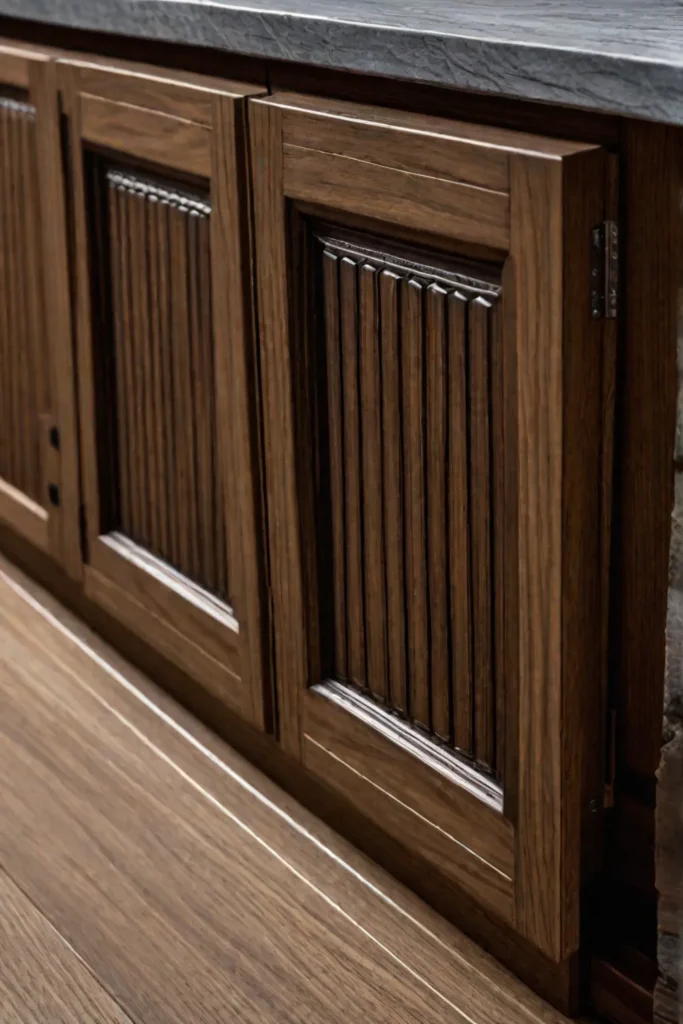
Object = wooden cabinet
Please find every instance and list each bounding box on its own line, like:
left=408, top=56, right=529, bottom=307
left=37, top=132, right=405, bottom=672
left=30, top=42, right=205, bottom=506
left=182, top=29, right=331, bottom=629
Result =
left=249, top=92, right=615, bottom=966
left=0, top=42, right=80, bottom=576
left=58, top=59, right=272, bottom=730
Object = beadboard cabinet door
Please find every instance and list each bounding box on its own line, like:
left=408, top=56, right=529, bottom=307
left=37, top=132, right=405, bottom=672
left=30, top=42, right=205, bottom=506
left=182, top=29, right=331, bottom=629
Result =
left=0, top=43, right=81, bottom=575
left=250, top=92, right=615, bottom=966
left=60, top=59, right=272, bottom=730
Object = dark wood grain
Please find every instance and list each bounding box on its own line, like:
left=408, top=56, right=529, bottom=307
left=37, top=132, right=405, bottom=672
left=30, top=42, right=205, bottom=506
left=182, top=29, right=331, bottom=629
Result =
left=340, top=256, right=366, bottom=690
left=0, top=98, right=45, bottom=506
left=448, top=292, right=473, bottom=754
left=380, top=270, right=407, bottom=713
left=469, top=296, right=494, bottom=768
left=359, top=262, right=387, bottom=701
left=402, top=277, right=429, bottom=730
left=323, top=250, right=347, bottom=678
left=426, top=283, right=449, bottom=740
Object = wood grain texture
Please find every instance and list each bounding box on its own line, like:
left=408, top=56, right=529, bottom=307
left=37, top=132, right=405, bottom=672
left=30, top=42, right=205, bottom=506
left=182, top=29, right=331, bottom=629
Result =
left=315, top=232, right=503, bottom=770
left=284, top=143, right=510, bottom=249
left=448, top=292, right=473, bottom=754
left=340, top=256, right=366, bottom=690
left=80, top=93, right=212, bottom=178
left=0, top=553, right=571, bottom=1024
left=303, top=684, right=513, bottom=912
left=0, top=870, right=134, bottom=1024
left=0, top=96, right=49, bottom=520
left=58, top=57, right=263, bottom=126
left=249, top=99, right=307, bottom=756
left=510, top=144, right=606, bottom=961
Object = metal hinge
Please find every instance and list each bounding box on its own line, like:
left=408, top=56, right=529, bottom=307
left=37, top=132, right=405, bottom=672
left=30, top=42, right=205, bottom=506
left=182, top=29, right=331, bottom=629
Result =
left=591, top=220, right=619, bottom=320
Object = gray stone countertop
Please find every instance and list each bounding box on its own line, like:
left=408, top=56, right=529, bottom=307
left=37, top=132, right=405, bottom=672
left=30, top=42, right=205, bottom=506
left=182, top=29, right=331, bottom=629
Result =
left=1, top=0, right=683, bottom=125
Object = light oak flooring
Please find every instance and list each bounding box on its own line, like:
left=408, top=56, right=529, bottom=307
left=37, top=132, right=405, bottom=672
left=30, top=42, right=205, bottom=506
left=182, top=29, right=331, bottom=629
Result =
left=0, top=553, right=573, bottom=1024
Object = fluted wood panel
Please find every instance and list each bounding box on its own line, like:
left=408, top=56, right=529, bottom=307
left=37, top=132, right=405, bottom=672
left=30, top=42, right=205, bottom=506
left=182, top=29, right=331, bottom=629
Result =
left=0, top=96, right=49, bottom=504
left=318, top=232, right=504, bottom=775
left=105, top=169, right=230, bottom=604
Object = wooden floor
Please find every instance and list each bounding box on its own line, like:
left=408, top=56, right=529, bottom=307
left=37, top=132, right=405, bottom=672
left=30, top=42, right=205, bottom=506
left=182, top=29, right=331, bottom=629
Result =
left=0, top=553, right=573, bottom=1024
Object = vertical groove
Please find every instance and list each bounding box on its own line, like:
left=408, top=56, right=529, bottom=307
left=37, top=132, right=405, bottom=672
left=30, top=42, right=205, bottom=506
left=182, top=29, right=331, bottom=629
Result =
left=0, top=99, right=46, bottom=505
left=490, top=301, right=505, bottom=779
left=102, top=171, right=226, bottom=602
left=469, top=296, right=494, bottom=768
left=448, top=292, right=473, bottom=754
left=380, top=270, right=407, bottom=713
left=188, top=209, right=212, bottom=591
left=108, top=186, right=131, bottom=536
left=403, top=277, right=429, bottom=729
left=360, top=263, right=388, bottom=701
left=157, top=197, right=179, bottom=571
left=426, top=284, right=450, bottom=741
left=340, top=257, right=365, bottom=689
left=323, top=250, right=347, bottom=679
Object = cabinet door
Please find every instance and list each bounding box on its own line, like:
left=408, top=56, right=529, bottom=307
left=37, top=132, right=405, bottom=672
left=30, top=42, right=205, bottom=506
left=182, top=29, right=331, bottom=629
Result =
left=61, top=59, right=271, bottom=729
left=250, top=93, right=613, bottom=963
left=0, top=43, right=81, bottom=574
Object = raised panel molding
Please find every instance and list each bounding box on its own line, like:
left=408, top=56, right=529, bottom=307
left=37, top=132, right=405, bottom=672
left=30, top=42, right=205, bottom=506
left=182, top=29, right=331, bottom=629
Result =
left=315, top=229, right=505, bottom=779
left=95, top=166, right=231, bottom=605
left=0, top=94, right=49, bottom=507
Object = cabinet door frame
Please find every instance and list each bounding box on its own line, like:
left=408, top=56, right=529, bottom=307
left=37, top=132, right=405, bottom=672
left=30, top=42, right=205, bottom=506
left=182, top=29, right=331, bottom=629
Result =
left=60, top=58, right=271, bottom=729
left=249, top=92, right=611, bottom=964
left=0, top=42, right=81, bottom=576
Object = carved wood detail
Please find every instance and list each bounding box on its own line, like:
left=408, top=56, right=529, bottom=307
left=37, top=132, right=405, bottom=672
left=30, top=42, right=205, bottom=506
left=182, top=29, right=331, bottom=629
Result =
left=314, top=229, right=504, bottom=777
left=98, top=167, right=230, bottom=604
left=0, top=95, right=49, bottom=506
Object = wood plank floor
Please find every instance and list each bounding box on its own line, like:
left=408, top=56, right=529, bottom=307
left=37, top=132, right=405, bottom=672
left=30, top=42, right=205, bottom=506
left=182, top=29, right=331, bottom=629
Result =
left=0, top=553, right=573, bottom=1024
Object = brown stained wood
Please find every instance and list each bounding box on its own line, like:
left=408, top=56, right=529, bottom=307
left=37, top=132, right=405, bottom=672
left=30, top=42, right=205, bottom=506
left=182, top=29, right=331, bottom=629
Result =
left=0, top=94, right=52, bottom=550
left=0, top=869, right=135, bottom=1024
left=201, top=208, right=224, bottom=600
left=359, top=262, right=387, bottom=701
left=281, top=103, right=510, bottom=191
left=60, top=59, right=258, bottom=127
left=156, top=195, right=179, bottom=570
left=188, top=210, right=214, bottom=593
left=146, top=193, right=167, bottom=562
left=0, top=557, right=572, bottom=1024
left=169, top=200, right=194, bottom=579
left=80, top=93, right=212, bottom=178
left=29, top=58, right=82, bottom=577
left=126, top=187, right=149, bottom=547
left=108, top=188, right=129, bottom=535
left=426, top=284, right=450, bottom=741
left=490, top=301, right=506, bottom=781
left=210, top=92, right=271, bottom=729
left=303, top=686, right=513, bottom=912
left=469, top=296, right=494, bottom=769
left=270, top=91, right=603, bottom=162
left=323, top=250, right=347, bottom=679
left=0, top=480, right=49, bottom=550
left=380, top=270, right=407, bottom=714
left=402, top=277, right=429, bottom=729
left=340, top=256, right=366, bottom=691
left=284, top=144, right=510, bottom=250
left=249, top=99, right=306, bottom=756
left=448, top=292, right=473, bottom=754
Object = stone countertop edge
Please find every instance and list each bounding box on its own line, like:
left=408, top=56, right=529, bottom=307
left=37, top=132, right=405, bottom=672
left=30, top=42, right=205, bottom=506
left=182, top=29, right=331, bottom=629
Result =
left=1, top=0, right=683, bottom=126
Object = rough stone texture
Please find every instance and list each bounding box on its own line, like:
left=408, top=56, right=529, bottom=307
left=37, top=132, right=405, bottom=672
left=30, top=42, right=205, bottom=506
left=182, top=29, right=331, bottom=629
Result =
left=656, top=209, right=683, bottom=1024
left=1, top=0, right=683, bottom=125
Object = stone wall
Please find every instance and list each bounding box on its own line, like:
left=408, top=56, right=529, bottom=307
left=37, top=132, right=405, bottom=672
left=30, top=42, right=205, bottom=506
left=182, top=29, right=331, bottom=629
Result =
left=655, top=274, right=683, bottom=1024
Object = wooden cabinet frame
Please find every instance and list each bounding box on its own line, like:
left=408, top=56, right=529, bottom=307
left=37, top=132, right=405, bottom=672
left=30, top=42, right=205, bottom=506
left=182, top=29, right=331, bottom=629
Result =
left=250, top=92, right=614, bottom=965
left=59, top=58, right=271, bottom=729
left=0, top=41, right=81, bottom=576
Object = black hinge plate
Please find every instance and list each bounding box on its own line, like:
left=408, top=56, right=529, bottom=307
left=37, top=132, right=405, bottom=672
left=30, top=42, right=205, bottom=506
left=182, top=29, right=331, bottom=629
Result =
left=591, top=220, right=619, bottom=320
